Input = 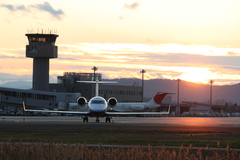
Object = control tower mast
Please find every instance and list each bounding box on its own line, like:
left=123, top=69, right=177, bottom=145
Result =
left=25, top=33, right=59, bottom=91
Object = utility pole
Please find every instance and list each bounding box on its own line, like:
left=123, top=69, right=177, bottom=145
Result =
left=140, top=69, right=146, bottom=102
left=209, top=80, right=214, bottom=106
left=176, top=79, right=181, bottom=116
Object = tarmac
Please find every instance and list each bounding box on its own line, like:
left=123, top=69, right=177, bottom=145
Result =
left=0, top=116, right=239, bottom=133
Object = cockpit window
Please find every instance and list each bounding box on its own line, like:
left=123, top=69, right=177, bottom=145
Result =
left=90, top=100, right=105, bottom=104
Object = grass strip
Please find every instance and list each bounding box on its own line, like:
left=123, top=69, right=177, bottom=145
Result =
left=0, top=129, right=239, bottom=149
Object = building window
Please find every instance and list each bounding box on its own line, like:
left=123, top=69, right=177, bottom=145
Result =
left=37, top=94, right=42, bottom=100
left=27, top=93, right=32, bottom=99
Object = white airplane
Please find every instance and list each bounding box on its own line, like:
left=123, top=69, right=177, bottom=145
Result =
left=23, top=79, right=170, bottom=123
left=111, top=92, right=170, bottom=112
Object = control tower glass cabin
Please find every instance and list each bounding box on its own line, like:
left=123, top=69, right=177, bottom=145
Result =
left=25, top=33, right=59, bottom=91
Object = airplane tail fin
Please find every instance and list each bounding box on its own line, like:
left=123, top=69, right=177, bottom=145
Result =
left=153, top=92, right=170, bottom=104
left=77, top=77, right=117, bottom=97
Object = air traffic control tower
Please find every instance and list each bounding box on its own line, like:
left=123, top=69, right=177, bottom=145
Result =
left=25, top=33, right=59, bottom=91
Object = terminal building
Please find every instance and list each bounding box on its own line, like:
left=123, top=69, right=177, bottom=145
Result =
left=49, top=72, right=142, bottom=102
left=0, top=87, right=79, bottom=115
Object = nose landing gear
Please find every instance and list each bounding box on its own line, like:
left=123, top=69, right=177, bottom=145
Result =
left=96, top=117, right=100, bottom=123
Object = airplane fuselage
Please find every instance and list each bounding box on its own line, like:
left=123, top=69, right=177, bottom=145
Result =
left=111, top=102, right=150, bottom=112
left=88, top=96, right=108, bottom=117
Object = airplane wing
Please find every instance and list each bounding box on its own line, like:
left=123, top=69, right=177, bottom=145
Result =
left=106, top=105, right=171, bottom=116
left=23, top=102, right=89, bottom=115
left=23, top=102, right=170, bottom=116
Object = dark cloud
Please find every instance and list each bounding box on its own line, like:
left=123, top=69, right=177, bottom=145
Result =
left=144, top=53, right=240, bottom=71
left=0, top=4, right=28, bottom=11
left=0, top=2, right=64, bottom=20
left=227, top=51, right=237, bottom=56
left=0, top=4, right=15, bottom=11
left=124, top=2, right=140, bottom=10
left=58, top=57, right=77, bottom=60
left=16, top=5, right=27, bottom=11
left=30, top=2, right=64, bottom=20
left=0, top=55, right=25, bottom=59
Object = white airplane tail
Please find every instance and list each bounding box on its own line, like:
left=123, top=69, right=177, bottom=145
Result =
left=147, top=92, right=170, bottom=106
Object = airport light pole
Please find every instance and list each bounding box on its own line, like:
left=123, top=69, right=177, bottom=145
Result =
left=176, top=78, right=181, bottom=116
left=140, top=69, right=146, bottom=102
left=92, top=66, right=98, bottom=81
left=209, top=80, right=214, bottom=106
left=177, top=79, right=181, bottom=106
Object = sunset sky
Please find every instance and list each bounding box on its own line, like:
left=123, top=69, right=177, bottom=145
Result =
left=1, top=0, right=240, bottom=86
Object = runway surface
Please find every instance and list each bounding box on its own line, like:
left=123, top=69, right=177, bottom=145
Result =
left=0, top=116, right=240, bottom=133
left=1, top=116, right=239, bottom=158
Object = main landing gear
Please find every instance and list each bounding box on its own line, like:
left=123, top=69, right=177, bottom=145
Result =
left=83, top=116, right=88, bottom=122
left=105, top=117, right=111, bottom=123
left=96, top=117, right=112, bottom=123
left=82, top=116, right=112, bottom=123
